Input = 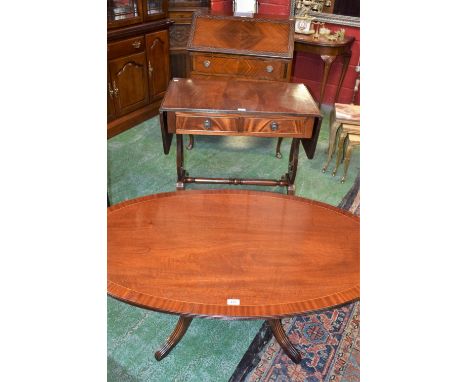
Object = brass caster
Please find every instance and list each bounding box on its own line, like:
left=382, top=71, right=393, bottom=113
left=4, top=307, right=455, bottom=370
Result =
left=340, top=177, right=345, bottom=183
left=332, top=171, right=336, bottom=177
left=322, top=167, right=327, bottom=173
left=276, top=152, right=282, bottom=159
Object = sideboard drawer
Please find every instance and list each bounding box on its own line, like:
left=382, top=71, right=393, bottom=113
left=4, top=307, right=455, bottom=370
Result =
left=108, top=36, right=145, bottom=60
left=191, top=54, right=289, bottom=81
left=242, top=117, right=308, bottom=137
left=176, top=113, right=239, bottom=134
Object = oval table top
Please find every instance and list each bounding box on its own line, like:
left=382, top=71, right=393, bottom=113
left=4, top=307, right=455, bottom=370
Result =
left=108, top=190, right=359, bottom=319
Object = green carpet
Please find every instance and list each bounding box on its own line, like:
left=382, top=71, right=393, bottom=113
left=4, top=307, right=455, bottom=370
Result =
left=107, top=105, right=360, bottom=381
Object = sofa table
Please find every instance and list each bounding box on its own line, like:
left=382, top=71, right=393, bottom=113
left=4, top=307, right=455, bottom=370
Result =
left=159, top=77, right=322, bottom=195
left=107, top=190, right=360, bottom=363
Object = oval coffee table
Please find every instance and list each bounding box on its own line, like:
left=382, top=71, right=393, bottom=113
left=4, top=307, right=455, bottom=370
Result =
left=108, top=190, right=359, bottom=364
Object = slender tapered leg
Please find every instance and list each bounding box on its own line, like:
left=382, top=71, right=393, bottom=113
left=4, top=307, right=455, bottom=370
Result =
left=155, top=316, right=193, bottom=361
left=323, top=110, right=341, bottom=172
left=334, top=52, right=351, bottom=104
left=332, top=130, right=347, bottom=177
left=186, top=134, right=194, bottom=150
left=319, top=55, right=337, bottom=107
left=275, top=138, right=283, bottom=159
left=341, top=140, right=355, bottom=183
left=268, top=319, right=302, bottom=364
left=176, top=134, right=186, bottom=191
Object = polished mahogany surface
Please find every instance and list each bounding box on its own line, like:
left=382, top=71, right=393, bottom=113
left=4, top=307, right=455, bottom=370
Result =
left=160, top=77, right=320, bottom=116
left=294, top=34, right=355, bottom=49
left=187, top=12, right=294, bottom=59
left=108, top=190, right=360, bottom=319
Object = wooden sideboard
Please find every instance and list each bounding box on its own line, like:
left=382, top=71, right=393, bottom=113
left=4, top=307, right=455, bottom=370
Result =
left=168, top=0, right=210, bottom=78
left=187, top=12, right=294, bottom=82
left=107, top=0, right=173, bottom=139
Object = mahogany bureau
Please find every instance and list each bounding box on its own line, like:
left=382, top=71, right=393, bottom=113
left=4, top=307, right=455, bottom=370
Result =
left=159, top=77, right=322, bottom=195
left=187, top=12, right=294, bottom=82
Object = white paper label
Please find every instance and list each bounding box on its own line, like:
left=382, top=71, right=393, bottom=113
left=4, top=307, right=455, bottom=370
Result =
left=237, top=108, right=246, bottom=111
left=227, top=299, right=240, bottom=306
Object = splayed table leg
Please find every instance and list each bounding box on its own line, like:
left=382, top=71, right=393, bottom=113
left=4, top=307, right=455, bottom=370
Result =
left=267, top=319, right=302, bottom=364
left=155, top=316, right=193, bottom=361
left=275, top=137, right=283, bottom=159
left=186, top=134, right=194, bottom=150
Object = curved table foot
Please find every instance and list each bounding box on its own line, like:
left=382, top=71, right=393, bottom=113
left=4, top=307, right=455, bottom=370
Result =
left=155, top=316, right=193, bottom=361
left=268, top=319, right=302, bottom=364
left=275, top=138, right=283, bottom=159
left=186, top=134, right=194, bottom=150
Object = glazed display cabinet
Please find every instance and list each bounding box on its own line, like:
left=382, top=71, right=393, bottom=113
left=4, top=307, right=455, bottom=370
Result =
left=107, top=0, right=172, bottom=138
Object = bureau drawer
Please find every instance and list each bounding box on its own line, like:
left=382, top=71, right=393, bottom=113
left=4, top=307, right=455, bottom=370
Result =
left=108, top=36, right=145, bottom=60
left=192, top=54, right=289, bottom=81
left=176, top=113, right=239, bottom=134
left=242, top=117, right=309, bottom=137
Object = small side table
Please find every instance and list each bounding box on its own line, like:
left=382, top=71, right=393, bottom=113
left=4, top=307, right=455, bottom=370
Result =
left=294, top=34, right=355, bottom=107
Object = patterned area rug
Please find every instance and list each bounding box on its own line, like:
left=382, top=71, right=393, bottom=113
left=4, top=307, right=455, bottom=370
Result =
left=230, top=174, right=360, bottom=382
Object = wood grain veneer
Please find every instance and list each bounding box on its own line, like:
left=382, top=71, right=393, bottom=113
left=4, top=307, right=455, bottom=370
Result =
left=176, top=112, right=239, bottom=134
left=188, top=14, right=294, bottom=58
left=108, top=190, right=360, bottom=319
left=160, top=77, right=320, bottom=117
left=191, top=53, right=289, bottom=81
left=242, top=117, right=309, bottom=137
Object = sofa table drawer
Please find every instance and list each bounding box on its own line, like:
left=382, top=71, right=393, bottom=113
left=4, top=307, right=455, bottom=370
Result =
left=176, top=113, right=239, bottom=134
left=241, top=117, right=309, bottom=137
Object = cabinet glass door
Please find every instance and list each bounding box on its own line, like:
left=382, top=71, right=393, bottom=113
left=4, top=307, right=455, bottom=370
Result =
left=108, top=0, right=143, bottom=27
left=143, top=0, right=167, bottom=20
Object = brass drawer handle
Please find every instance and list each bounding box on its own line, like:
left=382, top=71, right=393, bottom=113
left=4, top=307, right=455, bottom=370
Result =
left=108, top=82, right=114, bottom=98
left=203, top=60, right=211, bottom=68
left=266, top=65, right=274, bottom=73
left=132, top=40, right=141, bottom=48
left=203, top=119, right=211, bottom=129
left=148, top=61, right=153, bottom=76
left=113, top=80, right=119, bottom=97
left=270, top=121, right=279, bottom=131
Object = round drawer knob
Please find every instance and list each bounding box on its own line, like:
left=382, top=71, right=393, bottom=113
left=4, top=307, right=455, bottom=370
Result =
left=266, top=65, right=274, bottom=73
left=270, top=121, right=279, bottom=131
left=203, top=119, right=212, bottom=129
left=203, top=60, right=211, bottom=68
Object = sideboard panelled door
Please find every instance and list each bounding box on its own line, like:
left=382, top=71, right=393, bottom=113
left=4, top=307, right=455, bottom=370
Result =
left=107, top=67, right=116, bottom=121
left=108, top=52, right=150, bottom=116
left=146, top=30, right=170, bottom=102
